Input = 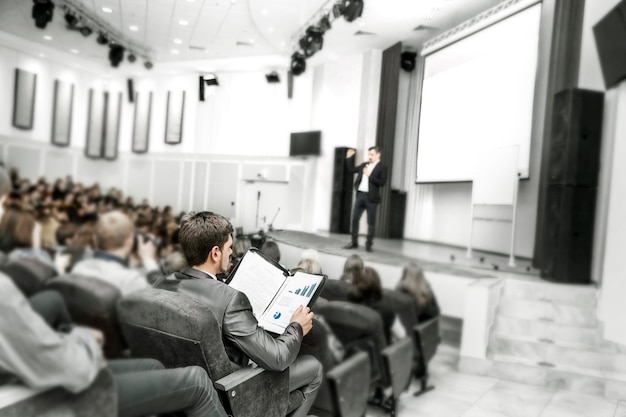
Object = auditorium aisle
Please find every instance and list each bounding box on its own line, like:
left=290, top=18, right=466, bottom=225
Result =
left=366, top=342, right=626, bottom=417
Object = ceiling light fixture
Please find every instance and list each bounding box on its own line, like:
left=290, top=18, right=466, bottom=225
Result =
left=102, top=6, right=112, bottom=13
left=341, top=0, right=364, bottom=22
left=129, top=25, right=139, bottom=31
left=43, top=35, right=53, bottom=40
left=290, top=52, right=306, bottom=76
left=179, top=19, right=189, bottom=26
left=32, top=0, right=55, bottom=29
left=108, top=44, right=125, bottom=67
left=174, top=38, right=183, bottom=44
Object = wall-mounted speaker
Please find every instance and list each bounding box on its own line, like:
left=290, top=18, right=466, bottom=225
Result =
left=287, top=70, right=294, bottom=99
left=127, top=78, right=134, bottom=103
left=330, top=147, right=353, bottom=233
left=593, top=1, right=626, bottom=89
left=199, top=76, right=205, bottom=102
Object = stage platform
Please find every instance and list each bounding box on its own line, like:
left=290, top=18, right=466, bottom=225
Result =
left=267, top=230, right=541, bottom=319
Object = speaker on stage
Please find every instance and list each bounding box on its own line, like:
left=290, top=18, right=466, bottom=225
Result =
left=548, top=89, right=604, bottom=187
left=541, top=185, right=596, bottom=284
left=593, top=1, right=626, bottom=89
left=330, top=147, right=353, bottom=233
left=127, top=78, right=135, bottom=103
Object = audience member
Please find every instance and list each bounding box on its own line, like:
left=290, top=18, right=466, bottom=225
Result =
left=0, top=205, right=55, bottom=268
left=296, top=257, right=323, bottom=275
left=154, top=211, right=322, bottom=417
left=348, top=266, right=406, bottom=344
left=71, top=211, right=160, bottom=295
left=340, top=254, right=364, bottom=284
left=0, top=272, right=227, bottom=417
left=396, top=262, right=440, bottom=322
left=261, top=240, right=281, bottom=263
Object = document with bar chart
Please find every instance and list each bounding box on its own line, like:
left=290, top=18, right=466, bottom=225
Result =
left=227, top=248, right=327, bottom=334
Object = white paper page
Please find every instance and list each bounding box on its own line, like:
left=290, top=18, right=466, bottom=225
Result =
left=260, top=272, right=323, bottom=332
left=228, top=251, right=286, bottom=319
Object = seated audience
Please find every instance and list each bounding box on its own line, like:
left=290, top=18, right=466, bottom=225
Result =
left=71, top=211, right=160, bottom=295
left=348, top=266, right=406, bottom=344
left=341, top=254, right=364, bottom=284
left=396, top=262, right=440, bottom=322
left=261, top=239, right=281, bottom=263
left=154, top=211, right=322, bottom=417
left=0, top=204, right=55, bottom=268
left=296, top=257, right=323, bottom=275
left=0, top=272, right=227, bottom=417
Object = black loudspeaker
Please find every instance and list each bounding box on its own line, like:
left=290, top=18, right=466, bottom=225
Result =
left=330, top=147, right=353, bottom=234
left=400, top=51, right=417, bottom=72
left=548, top=89, right=604, bottom=187
left=388, top=190, right=406, bottom=239
left=127, top=78, right=134, bottom=103
left=541, top=185, right=596, bottom=284
left=199, top=76, right=205, bottom=102
left=593, top=1, right=626, bottom=89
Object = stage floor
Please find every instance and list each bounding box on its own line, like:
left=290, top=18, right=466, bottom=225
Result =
left=268, top=229, right=539, bottom=280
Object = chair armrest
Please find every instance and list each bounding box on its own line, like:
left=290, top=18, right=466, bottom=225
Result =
left=326, top=351, right=371, bottom=417
left=215, top=365, right=290, bottom=417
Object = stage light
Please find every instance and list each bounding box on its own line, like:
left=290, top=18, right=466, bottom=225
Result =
left=144, top=61, right=153, bottom=70
left=332, top=3, right=344, bottom=18
left=291, top=52, right=306, bottom=76
left=80, top=26, right=93, bottom=37
left=108, top=44, right=125, bottom=67
left=65, top=11, right=79, bottom=27
left=299, top=27, right=323, bottom=57
left=400, top=51, right=417, bottom=72
left=265, top=71, right=280, bottom=83
left=32, top=0, right=54, bottom=29
left=97, top=33, right=108, bottom=45
left=204, top=76, right=219, bottom=86
left=341, top=0, right=364, bottom=22
left=127, top=53, right=137, bottom=63
left=318, top=14, right=332, bottom=33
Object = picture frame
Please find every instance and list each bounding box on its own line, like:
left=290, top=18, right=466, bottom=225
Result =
left=12, top=68, right=37, bottom=130
left=51, top=79, right=74, bottom=146
left=165, top=90, right=185, bottom=145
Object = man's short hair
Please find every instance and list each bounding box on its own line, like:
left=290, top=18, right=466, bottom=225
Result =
left=179, top=211, right=233, bottom=267
left=0, top=166, right=12, bottom=198
left=95, top=211, right=134, bottom=251
left=368, top=146, right=381, bottom=154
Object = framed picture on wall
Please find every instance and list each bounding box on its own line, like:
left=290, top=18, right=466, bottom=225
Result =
left=132, top=92, right=152, bottom=153
left=12, top=68, right=37, bottom=130
left=51, top=79, right=74, bottom=146
left=103, top=92, right=121, bottom=160
left=165, top=90, right=185, bottom=144
left=85, top=89, right=106, bottom=159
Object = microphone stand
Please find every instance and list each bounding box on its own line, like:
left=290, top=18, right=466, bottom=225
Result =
left=268, top=207, right=280, bottom=232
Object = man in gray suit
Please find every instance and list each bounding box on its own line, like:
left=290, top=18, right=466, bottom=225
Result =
left=154, top=211, right=322, bottom=417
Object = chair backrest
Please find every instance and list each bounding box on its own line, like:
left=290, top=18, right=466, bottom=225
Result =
left=316, top=301, right=388, bottom=385
left=117, top=287, right=236, bottom=382
left=1, top=258, right=57, bottom=296
left=381, top=289, right=418, bottom=335
left=320, top=279, right=352, bottom=302
left=414, top=316, right=441, bottom=377
left=47, top=274, right=125, bottom=357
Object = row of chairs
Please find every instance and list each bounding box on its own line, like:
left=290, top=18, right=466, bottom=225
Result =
left=0, top=257, right=441, bottom=416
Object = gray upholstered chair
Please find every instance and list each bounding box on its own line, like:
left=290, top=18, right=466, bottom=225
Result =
left=319, top=278, right=352, bottom=302
left=47, top=274, right=125, bottom=358
left=300, top=317, right=371, bottom=417
left=316, top=301, right=414, bottom=417
left=0, top=368, right=116, bottom=417
left=116, top=287, right=302, bottom=417
left=0, top=258, right=57, bottom=297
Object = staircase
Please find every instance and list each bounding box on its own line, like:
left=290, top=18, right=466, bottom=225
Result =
left=485, top=278, right=626, bottom=400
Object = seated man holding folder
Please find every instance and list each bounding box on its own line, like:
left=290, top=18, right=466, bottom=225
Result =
left=153, top=211, right=322, bottom=417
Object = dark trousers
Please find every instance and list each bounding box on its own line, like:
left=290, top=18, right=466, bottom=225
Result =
left=109, top=358, right=227, bottom=417
left=28, top=290, right=73, bottom=332
left=351, top=191, right=378, bottom=248
left=288, top=354, right=323, bottom=417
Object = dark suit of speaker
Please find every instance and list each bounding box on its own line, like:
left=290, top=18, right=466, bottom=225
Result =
left=540, top=88, right=604, bottom=284
left=330, top=147, right=353, bottom=233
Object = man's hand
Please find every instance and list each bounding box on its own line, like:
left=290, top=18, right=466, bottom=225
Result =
left=346, top=148, right=355, bottom=158
left=91, top=329, right=105, bottom=347
left=137, top=236, right=157, bottom=261
left=363, top=165, right=370, bottom=177
left=290, top=305, right=314, bottom=336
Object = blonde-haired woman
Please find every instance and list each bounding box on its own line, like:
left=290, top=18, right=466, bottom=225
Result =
left=396, top=262, right=440, bottom=322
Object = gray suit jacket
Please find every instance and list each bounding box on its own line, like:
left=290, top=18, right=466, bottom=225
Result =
left=153, top=268, right=303, bottom=371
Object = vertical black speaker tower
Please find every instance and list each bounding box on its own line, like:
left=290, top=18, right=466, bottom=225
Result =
left=199, top=76, right=205, bottom=102
left=330, top=147, right=353, bottom=233
left=540, top=88, right=603, bottom=284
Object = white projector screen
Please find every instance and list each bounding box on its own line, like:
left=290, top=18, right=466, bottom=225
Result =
left=416, top=3, right=541, bottom=183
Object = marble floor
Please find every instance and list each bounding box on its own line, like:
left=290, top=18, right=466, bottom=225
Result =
left=366, top=342, right=626, bottom=417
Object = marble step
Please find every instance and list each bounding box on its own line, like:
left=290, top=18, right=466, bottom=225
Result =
left=494, top=316, right=599, bottom=351
left=492, top=334, right=626, bottom=376
left=496, top=296, right=597, bottom=327
left=501, top=278, right=597, bottom=308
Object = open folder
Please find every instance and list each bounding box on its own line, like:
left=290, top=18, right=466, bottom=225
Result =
left=227, top=248, right=327, bottom=334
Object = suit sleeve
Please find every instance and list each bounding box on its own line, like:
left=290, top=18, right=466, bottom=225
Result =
left=370, top=164, right=387, bottom=186
left=222, top=291, right=303, bottom=371
left=345, top=155, right=363, bottom=174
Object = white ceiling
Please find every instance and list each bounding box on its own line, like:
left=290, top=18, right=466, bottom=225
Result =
left=0, top=0, right=504, bottom=74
